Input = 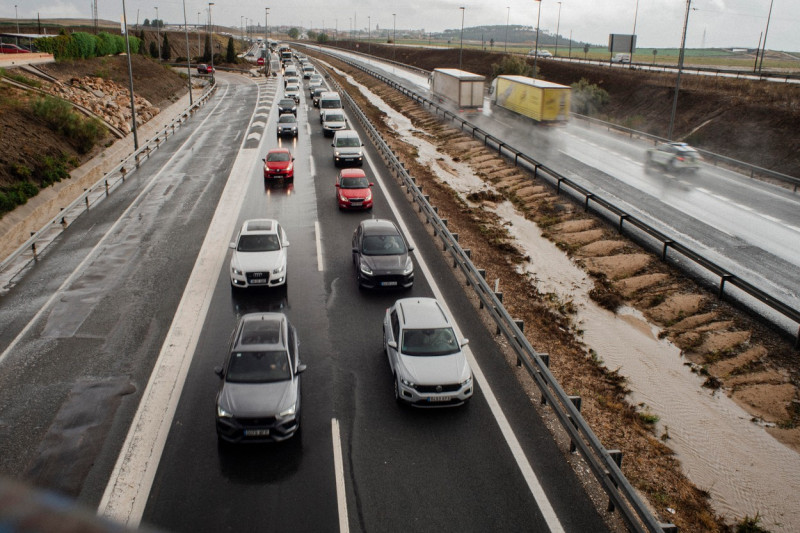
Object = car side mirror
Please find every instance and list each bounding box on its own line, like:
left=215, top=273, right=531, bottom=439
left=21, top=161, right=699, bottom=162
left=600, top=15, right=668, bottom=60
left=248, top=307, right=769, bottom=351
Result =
left=214, top=366, right=224, bottom=378
left=408, top=245, right=415, bottom=252
left=388, top=341, right=397, bottom=349
left=283, top=240, right=290, bottom=247
left=296, top=363, right=307, bottom=375
left=369, top=183, right=374, bottom=187
left=331, top=143, right=335, bottom=147
left=229, top=242, right=236, bottom=249
left=352, top=247, right=358, bottom=253
left=460, top=338, right=470, bottom=347
left=262, top=158, right=266, bottom=162
left=292, top=157, right=295, bottom=161
left=361, top=143, right=364, bottom=146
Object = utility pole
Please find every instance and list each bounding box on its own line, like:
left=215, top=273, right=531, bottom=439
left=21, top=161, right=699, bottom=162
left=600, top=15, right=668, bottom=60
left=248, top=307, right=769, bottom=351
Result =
left=668, top=0, right=692, bottom=141
left=532, top=0, right=542, bottom=78
left=121, top=0, right=138, bottom=149
left=183, top=0, right=193, bottom=104
left=504, top=7, right=510, bottom=53
left=555, top=2, right=561, bottom=58
left=758, top=0, right=774, bottom=74
left=459, top=7, right=465, bottom=70
left=156, top=6, right=161, bottom=61
left=208, top=2, right=215, bottom=82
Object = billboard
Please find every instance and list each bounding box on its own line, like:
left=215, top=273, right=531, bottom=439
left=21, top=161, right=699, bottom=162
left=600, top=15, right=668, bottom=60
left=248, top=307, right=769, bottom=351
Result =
left=609, top=34, right=637, bottom=53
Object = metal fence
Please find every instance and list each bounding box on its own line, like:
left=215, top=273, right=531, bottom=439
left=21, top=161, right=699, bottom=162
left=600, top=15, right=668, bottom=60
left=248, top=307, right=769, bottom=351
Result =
left=320, top=51, right=800, bottom=346
left=0, top=82, right=217, bottom=282
left=315, top=59, right=676, bottom=533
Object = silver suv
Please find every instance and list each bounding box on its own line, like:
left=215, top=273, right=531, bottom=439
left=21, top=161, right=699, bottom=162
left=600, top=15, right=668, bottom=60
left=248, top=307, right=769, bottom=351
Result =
left=383, top=298, right=473, bottom=407
left=332, top=130, right=364, bottom=167
left=646, top=142, right=701, bottom=172
left=215, top=312, right=306, bottom=443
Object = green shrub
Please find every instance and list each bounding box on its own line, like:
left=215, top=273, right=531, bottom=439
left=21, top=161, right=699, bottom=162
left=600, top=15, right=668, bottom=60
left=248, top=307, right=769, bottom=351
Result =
left=491, top=55, right=534, bottom=78
left=37, top=155, right=71, bottom=186
left=34, top=31, right=138, bottom=59
left=11, top=163, right=32, bottom=180
left=32, top=96, right=106, bottom=154
left=72, top=32, right=97, bottom=58
left=570, top=78, right=609, bottom=115
left=0, top=192, right=13, bottom=215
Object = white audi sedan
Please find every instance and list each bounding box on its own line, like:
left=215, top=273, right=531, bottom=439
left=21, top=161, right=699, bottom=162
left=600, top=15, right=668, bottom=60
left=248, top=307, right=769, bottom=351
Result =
left=229, top=219, right=290, bottom=289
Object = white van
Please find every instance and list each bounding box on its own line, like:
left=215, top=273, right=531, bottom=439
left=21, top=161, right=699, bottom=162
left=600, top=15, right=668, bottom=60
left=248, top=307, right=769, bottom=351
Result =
left=319, top=92, right=343, bottom=122
left=331, top=130, right=364, bottom=167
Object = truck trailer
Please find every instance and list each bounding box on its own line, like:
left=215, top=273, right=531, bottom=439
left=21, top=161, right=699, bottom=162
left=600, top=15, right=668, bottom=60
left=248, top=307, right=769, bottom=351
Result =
left=429, top=68, right=485, bottom=110
left=490, top=75, right=571, bottom=123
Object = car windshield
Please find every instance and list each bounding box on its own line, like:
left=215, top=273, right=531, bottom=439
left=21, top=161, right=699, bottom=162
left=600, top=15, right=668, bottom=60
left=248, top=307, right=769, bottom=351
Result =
left=321, top=100, right=341, bottom=109
left=237, top=234, right=280, bottom=252
left=279, top=99, right=295, bottom=107
left=286, top=85, right=299, bottom=92
left=362, top=234, right=405, bottom=255
left=226, top=350, right=291, bottom=383
left=336, top=137, right=361, bottom=147
left=340, top=177, right=370, bottom=189
left=279, top=115, right=296, bottom=123
left=311, top=76, right=322, bottom=82
left=267, top=151, right=290, bottom=162
left=326, top=114, right=345, bottom=122
left=401, top=328, right=459, bottom=356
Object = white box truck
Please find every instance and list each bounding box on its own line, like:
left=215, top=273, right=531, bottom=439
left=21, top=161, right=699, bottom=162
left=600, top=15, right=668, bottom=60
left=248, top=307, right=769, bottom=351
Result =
left=429, top=68, right=485, bottom=110
left=490, top=75, right=571, bottom=123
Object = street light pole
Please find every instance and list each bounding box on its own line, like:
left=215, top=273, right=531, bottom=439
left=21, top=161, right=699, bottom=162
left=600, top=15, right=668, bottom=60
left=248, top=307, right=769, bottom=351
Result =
left=182, top=0, right=193, bottom=104
left=197, top=12, right=201, bottom=59
left=208, top=2, right=215, bottom=82
left=459, top=7, right=465, bottom=70
left=758, top=0, right=774, bottom=73
left=368, top=16, right=371, bottom=55
left=668, top=0, right=692, bottom=141
left=121, top=0, right=138, bottom=149
left=156, top=6, right=161, bottom=62
left=555, top=2, right=561, bottom=58
left=392, top=14, right=396, bottom=63
left=532, top=0, right=542, bottom=79
left=266, top=8, right=270, bottom=43
left=15, top=5, right=19, bottom=46
left=504, top=6, right=510, bottom=53
left=631, top=0, right=640, bottom=68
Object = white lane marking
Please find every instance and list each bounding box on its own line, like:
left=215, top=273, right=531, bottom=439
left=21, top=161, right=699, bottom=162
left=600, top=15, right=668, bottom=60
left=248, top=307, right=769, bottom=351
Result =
left=98, top=77, right=267, bottom=527
left=315, top=221, right=324, bottom=272
left=0, top=83, right=237, bottom=368
left=306, top=122, right=312, bottom=136
left=309, top=154, right=316, bottom=179
left=331, top=418, right=350, bottom=533
left=364, top=151, right=565, bottom=532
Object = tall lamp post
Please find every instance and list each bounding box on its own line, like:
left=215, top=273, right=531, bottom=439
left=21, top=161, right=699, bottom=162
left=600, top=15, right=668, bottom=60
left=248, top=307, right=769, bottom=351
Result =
left=15, top=5, right=20, bottom=46
left=458, top=6, right=465, bottom=69
left=197, top=12, right=201, bottom=59
left=183, top=0, right=193, bottom=104
left=121, top=0, right=138, bottom=149
left=264, top=7, right=269, bottom=75
left=504, top=6, right=510, bottom=53
left=532, top=0, right=542, bottom=79
left=266, top=7, right=270, bottom=43
left=631, top=0, right=640, bottom=68
left=668, top=0, right=692, bottom=140
left=368, top=16, right=371, bottom=55
left=758, top=0, right=774, bottom=73
left=155, top=6, right=161, bottom=61
left=392, top=13, right=396, bottom=63
left=554, top=2, right=561, bottom=58
left=208, top=2, right=215, bottom=82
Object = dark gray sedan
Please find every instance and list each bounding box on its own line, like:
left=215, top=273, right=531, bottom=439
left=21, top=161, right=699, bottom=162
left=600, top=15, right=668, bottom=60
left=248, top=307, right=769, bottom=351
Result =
left=352, top=219, right=414, bottom=289
left=215, top=312, right=306, bottom=443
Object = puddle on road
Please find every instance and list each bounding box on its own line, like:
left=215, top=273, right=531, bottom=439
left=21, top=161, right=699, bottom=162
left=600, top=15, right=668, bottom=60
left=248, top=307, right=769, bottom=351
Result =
left=333, top=66, right=800, bottom=530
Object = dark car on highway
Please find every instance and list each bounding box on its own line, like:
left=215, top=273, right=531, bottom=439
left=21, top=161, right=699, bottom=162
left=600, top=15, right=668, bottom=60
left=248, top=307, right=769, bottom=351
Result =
left=352, top=218, right=414, bottom=289
left=277, top=98, right=297, bottom=116
left=215, top=312, right=306, bottom=443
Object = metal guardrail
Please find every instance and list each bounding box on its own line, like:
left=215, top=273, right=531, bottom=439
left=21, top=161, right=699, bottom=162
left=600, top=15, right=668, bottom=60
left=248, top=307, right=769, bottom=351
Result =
left=322, top=52, right=800, bottom=346
left=0, top=82, right=217, bottom=281
left=314, top=60, right=674, bottom=533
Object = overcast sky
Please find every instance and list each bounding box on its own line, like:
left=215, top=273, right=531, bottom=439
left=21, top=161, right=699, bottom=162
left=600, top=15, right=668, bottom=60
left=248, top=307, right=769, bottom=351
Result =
left=10, top=0, right=798, bottom=51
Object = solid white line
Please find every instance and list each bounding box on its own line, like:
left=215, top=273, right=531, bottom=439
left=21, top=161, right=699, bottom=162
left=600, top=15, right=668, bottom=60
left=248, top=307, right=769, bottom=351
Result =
left=331, top=418, right=350, bottom=533
left=97, top=76, right=266, bottom=527
left=315, top=220, right=324, bottom=272
left=309, top=154, right=316, bottom=179
left=364, top=151, right=565, bottom=532
left=0, top=82, right=235, bottom=368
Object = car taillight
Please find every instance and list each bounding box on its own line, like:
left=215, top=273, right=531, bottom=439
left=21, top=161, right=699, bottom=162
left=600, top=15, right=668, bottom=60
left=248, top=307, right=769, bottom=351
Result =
left=677, top=156, right=685, bottom=162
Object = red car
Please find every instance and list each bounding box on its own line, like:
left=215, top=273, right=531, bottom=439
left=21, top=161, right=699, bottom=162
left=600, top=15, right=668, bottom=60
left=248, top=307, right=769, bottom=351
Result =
left=335, top=169, right=373, bottom=210
left=0, top=43, right=30, bottom=54
left=197, top=63, right=214, bottom=74
left=263, top=148, right=294, bottom=182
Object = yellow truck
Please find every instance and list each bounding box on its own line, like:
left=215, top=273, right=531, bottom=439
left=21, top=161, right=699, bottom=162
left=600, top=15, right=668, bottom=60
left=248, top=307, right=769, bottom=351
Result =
left=489, top=75, right=571, bottom=123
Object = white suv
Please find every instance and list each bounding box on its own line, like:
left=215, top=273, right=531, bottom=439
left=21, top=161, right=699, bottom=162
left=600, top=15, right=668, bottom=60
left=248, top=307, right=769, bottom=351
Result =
left=229, top=219, right=290, bottom=289
left=332, top=130, right=364, bottom=167
left=383, top=298, right=473, bottom=407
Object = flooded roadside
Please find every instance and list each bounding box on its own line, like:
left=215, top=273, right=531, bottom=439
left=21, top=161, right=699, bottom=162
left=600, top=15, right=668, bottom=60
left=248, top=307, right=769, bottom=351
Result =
left=329, top=63, right=800, bottom=531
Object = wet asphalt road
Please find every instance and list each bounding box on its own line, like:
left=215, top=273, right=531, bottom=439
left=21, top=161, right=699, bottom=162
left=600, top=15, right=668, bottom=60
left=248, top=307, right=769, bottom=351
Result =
left=0, top=69, right=608, bottom=532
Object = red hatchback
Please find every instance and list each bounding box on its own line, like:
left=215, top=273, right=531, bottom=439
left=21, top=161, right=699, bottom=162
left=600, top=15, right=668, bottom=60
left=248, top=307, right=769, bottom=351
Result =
left=335, top=169, right=373, bottom=210
left=263, top=148, right=295, bottom=182
left=0, top=43, right=30, bottom=54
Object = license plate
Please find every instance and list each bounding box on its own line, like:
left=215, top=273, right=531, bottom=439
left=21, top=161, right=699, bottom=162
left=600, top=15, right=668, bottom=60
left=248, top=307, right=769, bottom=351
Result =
left=428, top=396, right=452, bottom=402
left=244, top=429, right=270, bottom=436
left=249, top=279, right=267, bottom=284
left=381, top=281, right=398, bottom=287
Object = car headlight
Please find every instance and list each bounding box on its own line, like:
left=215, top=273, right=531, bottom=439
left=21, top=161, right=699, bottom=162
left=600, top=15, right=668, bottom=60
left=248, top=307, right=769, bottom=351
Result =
left=273, top=262, right=286, bottom=275
left=339, top=192, right=348, bottom=202
left=365, top=189, right=372, bottom=201
left=400, top=377, right=416, bottom=388
left=285, top=163, right=293, bottom=172
left=403, top=258, right=414, bottom=275
left=460, top=375, right=473, bottom=387
left=231, top=267, right=243, bottom=276
left=278, top=404, right=296, bottom=418
left=360, top=262, right=372, bottom=275
left=334, top=151, right=341, bottom=157
left=217, top=405, right=233, bottom=418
